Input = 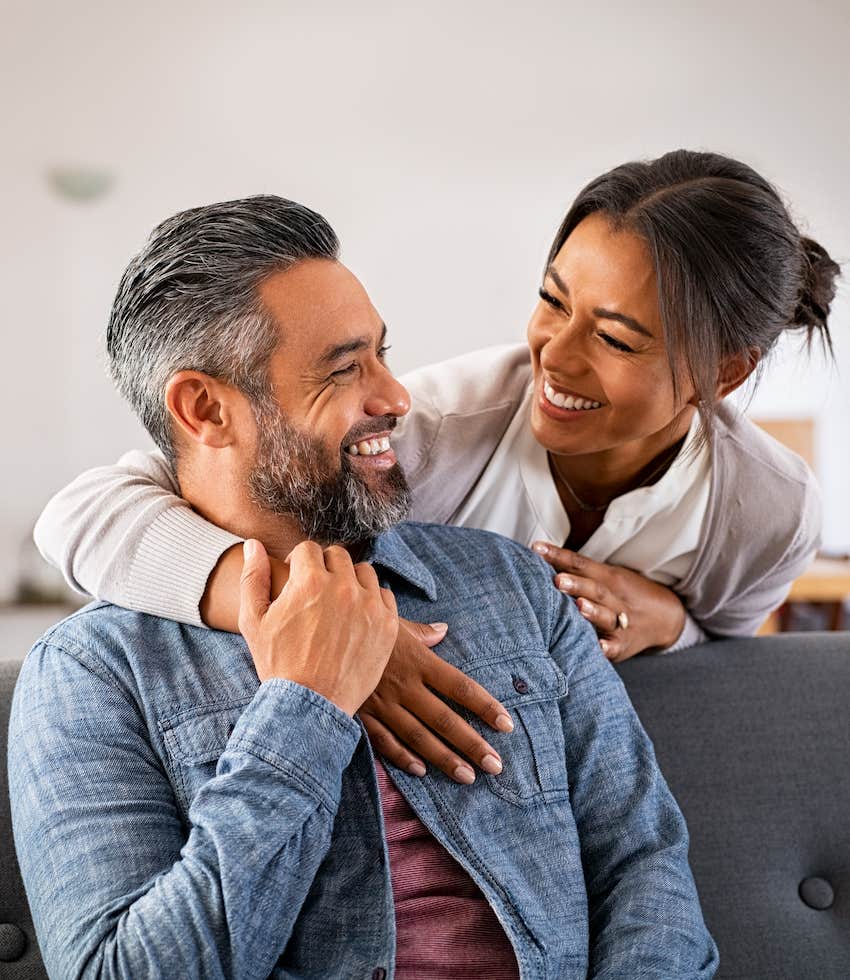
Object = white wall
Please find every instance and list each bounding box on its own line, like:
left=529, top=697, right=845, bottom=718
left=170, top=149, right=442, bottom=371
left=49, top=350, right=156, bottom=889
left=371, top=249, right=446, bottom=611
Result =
left=2, top=0, right=849, bottom=599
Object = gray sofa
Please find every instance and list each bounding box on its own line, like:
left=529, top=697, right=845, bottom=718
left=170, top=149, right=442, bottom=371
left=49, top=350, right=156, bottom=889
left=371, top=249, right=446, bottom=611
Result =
left=2, top=633, right=849, bottom=979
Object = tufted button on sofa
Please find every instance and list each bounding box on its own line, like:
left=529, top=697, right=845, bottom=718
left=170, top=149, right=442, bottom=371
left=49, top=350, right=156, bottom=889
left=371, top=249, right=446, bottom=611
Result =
left=2, top=633, right=849, bottom=979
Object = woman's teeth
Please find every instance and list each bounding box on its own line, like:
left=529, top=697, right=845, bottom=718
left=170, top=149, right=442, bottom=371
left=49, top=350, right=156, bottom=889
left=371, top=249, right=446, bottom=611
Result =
left=543, top=380, right=601, bottom=411
left=346, top=436, right=391, bottom=456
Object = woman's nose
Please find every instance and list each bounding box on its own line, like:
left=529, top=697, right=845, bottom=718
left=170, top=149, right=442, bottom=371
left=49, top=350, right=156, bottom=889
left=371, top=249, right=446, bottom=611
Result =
left=539, top=319, right=588, bottom=377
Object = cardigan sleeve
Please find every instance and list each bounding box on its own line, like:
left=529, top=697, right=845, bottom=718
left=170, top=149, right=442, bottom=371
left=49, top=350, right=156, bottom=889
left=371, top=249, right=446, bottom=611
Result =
left=33, top=449, right=243, bottom=627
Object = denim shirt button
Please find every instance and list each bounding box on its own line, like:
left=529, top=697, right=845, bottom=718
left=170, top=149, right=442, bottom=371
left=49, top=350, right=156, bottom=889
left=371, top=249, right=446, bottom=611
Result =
left=512, top=675, right=529, bottom=694
left=372, top=968, right=387, bottom=980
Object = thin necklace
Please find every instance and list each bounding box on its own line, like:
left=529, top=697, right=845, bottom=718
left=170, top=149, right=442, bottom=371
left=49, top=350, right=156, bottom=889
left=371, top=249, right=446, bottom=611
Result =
left=550, top=444, right=683, bottom=513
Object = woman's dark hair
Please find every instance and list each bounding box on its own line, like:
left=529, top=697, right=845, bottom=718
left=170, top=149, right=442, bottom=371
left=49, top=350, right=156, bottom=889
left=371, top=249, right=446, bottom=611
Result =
left=548, top=149, right=840, bottom=441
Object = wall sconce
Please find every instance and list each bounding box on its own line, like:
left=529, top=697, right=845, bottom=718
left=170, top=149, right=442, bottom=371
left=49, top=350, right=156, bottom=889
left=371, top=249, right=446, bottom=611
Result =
left=47, top=166, right=114, bottom=203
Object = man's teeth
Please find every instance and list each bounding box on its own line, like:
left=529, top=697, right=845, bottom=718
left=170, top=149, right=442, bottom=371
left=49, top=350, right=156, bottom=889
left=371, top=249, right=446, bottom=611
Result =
left=346, top=436, right=392, bottom=456
left=543, top=380, right=601, bottom=411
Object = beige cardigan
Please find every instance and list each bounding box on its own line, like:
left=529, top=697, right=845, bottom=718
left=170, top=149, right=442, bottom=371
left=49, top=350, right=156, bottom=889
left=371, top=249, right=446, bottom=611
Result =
left=34, top=344, right=821, bottom=641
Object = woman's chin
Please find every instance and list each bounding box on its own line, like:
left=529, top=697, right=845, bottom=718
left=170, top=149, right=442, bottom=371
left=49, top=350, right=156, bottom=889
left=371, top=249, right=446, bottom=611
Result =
left=530, top=398, right=602, bottom=457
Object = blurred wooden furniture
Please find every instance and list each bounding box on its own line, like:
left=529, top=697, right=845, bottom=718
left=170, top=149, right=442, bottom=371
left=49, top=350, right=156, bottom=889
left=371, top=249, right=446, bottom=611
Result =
left=750, top=417, right=849, bottom=634
left=753, top=417, right=816, bottom=469
left=759, top=557, right=850, bottom=634
left=783, top=557, right=850, bottom=631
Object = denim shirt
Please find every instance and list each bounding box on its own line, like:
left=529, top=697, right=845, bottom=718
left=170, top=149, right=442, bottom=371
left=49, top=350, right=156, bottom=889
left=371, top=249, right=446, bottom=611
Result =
left=9, top=522, right=718, bottom=979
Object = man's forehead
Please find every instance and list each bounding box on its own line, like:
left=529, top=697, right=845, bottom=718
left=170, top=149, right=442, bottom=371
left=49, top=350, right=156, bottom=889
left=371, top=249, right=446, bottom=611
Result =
left=258, top=259, right=382, bottom=356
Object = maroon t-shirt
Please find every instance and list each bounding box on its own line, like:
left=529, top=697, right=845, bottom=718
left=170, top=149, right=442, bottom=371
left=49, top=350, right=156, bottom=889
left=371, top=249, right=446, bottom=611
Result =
left=375, top=760, right=519, bottom=979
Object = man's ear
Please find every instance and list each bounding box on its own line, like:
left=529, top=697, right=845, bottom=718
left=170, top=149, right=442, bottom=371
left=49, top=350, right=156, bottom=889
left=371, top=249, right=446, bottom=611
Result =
left=716, top=347, right=761, bottom=400
left=165, top=371, right=242, bottom=450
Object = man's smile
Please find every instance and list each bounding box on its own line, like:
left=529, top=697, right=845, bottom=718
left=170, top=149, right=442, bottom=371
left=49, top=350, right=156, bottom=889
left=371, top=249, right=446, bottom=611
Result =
left=344, top=431, right=397, bottom=469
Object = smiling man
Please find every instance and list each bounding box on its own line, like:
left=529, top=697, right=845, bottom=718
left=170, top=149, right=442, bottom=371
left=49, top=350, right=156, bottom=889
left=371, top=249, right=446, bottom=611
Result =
left=9, top=196, right=717, bottom=979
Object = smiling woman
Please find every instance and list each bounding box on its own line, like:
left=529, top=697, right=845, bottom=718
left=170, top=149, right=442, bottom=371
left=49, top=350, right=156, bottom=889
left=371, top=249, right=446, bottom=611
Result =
left=34, top=150, right=840, bottom=781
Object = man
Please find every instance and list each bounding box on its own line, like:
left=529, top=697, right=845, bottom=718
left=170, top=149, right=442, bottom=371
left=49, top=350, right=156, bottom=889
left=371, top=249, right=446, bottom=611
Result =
left=9, top=196, right=717, bottom=979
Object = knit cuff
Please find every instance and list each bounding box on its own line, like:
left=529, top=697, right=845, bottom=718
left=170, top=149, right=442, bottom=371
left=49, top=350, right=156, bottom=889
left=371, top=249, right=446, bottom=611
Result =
left=126, top=505, right=243, bottom=627
left=663, top=611, right=708, bottom=653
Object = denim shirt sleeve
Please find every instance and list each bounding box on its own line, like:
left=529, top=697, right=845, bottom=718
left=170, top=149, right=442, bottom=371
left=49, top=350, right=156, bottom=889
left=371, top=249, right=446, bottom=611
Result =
left=547, top=588, right=719, bottom=979
left=8, top=640, right=361, bottom=980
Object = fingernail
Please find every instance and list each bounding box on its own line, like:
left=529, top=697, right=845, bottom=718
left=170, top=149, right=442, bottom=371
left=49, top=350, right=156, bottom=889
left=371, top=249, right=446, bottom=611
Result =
left=558, top=575, right=574, bottom=591
left=453, top=765, right=476, bottom=784
left=532, top=541, right=549, bottom=554
left=481, top=754, right=503, bottom=775
left=243, top=539, right=257, bottom=560
left=579, top=599, right=594, bottom=615
left=494, top=713, right=514, bottom=733
left=407, top=761, right=427, bottom=777
left=428, top=622, right=448, bottom=632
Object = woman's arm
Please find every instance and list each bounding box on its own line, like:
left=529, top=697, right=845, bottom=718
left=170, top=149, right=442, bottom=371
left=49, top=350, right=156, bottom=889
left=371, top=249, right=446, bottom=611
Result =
left=34, top=449, right=242, bottom=626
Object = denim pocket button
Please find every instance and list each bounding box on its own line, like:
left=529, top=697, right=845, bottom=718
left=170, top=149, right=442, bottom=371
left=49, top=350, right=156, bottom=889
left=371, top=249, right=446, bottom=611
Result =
left=512, top=675, right=529, bottom=694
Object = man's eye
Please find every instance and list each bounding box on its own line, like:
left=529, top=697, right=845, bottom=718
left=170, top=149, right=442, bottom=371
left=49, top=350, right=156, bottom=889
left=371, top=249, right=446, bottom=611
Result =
left=599, top=332, right=634, bottom=354
left=378, top=344, right=391, bottom=360
left=331, top=362, right=359, bottom=379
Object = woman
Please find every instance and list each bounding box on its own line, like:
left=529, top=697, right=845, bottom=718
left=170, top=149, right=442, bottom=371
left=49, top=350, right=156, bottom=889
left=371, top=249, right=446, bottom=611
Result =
left=35, top=149, right=839, bottom=781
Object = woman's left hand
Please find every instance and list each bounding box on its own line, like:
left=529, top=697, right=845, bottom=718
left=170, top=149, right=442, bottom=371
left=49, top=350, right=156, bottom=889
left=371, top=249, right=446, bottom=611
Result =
left=532, top=542, right=686, bottom=662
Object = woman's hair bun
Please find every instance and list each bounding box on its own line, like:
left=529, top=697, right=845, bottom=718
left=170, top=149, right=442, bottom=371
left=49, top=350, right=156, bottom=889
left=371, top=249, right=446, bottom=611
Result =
left=793, top=237, right=841, bottom=338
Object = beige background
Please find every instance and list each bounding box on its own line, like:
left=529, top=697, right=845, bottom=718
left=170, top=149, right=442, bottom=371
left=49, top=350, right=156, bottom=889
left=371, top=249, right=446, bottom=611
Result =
left=1, top=0, right=848, bottom=606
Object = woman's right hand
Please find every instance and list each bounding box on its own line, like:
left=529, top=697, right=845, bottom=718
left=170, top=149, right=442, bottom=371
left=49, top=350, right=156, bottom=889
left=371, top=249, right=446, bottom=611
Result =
left=206, top=542, right=514, bottom=783
left=360, top=619, right=513, bottom=783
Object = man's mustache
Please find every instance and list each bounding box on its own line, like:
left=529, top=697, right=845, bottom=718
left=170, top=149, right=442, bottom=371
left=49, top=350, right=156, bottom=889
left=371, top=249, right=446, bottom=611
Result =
left=340, top=415, right=399, bottom=448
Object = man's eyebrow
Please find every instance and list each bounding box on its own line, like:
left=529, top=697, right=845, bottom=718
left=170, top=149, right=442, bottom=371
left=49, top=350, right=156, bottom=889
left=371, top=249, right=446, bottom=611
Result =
left=545, top=266, right=654, bottom=339
left=316, top=324, right=387, bottom=366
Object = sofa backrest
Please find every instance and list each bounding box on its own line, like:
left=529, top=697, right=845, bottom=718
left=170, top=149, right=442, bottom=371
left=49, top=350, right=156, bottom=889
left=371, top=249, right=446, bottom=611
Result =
left=617, top=631, right=850, bottom=979
left=2, top=633, right=849, bottom=978
left=0, top=660, right=47, bottom=980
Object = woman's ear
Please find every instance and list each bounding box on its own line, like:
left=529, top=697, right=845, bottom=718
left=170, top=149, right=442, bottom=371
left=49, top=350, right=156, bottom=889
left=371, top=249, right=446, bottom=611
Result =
left=165, top=371, right=241, bottom=450
left=716, top=347, right=761, bottom=399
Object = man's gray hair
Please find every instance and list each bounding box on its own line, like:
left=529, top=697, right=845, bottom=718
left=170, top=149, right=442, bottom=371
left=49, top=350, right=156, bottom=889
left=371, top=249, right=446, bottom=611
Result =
left=107, top=195, right=339, bottom=466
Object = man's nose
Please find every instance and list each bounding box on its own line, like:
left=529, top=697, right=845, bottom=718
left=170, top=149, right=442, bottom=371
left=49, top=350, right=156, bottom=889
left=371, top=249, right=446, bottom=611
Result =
left=363, top=366, right=411, bottom=419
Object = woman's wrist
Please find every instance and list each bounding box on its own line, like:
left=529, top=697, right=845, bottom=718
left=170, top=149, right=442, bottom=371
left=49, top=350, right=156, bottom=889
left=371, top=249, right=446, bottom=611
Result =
left=200, top=542, right=288, bottom=632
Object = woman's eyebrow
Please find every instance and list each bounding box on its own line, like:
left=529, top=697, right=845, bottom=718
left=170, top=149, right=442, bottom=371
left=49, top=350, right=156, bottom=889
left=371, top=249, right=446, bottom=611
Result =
left=546, top=266, right=570, bottom=297
left=546, top=266, right=653, bottom=338
left=593, top=308, right=654, bottom=338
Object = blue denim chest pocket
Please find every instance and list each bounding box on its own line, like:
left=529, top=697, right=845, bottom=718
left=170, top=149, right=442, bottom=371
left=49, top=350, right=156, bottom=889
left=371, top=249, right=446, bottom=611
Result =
left=460, top=649, right=569, bottom=807
left=159, top=698, right=253, bottom=816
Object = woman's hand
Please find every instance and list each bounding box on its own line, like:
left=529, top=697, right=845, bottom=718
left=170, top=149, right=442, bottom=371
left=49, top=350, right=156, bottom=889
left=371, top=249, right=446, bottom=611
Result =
left=360, top=619, right=514, bottom=784
left=532, top=542, right=686, bottom=661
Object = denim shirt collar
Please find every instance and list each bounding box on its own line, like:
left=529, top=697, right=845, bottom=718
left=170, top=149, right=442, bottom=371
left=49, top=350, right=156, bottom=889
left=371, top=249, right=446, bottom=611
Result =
left=365, top=526, right=438, bottom=602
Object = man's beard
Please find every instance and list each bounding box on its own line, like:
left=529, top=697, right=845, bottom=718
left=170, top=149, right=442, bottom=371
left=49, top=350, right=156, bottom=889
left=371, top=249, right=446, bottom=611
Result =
left=247, top=400, right=411, bottom=546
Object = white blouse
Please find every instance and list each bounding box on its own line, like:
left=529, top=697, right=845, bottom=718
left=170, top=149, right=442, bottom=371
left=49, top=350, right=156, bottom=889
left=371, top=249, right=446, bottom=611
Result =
left=453, top=386, right=712, bottom=588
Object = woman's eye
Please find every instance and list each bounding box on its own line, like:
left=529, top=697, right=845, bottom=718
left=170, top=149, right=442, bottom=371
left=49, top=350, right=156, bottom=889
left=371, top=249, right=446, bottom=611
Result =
left=377, top=344, right=391, bottom=360
left=538, top=287, right=563, bottom=310
left=599, top=332, right=634, bottom=354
